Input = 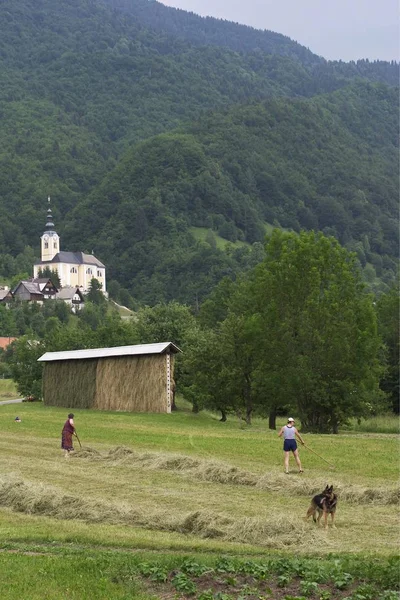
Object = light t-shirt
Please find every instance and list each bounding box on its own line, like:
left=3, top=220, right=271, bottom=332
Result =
left=283, top=425, right=296, bottom=440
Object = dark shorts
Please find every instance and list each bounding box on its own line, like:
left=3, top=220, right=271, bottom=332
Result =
left=284, top=439, right=297, bottom=452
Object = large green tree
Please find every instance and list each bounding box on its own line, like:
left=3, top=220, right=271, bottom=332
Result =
left=180, top=314, right=261, bottom=422
left=248, top=230, right=383, bottom=432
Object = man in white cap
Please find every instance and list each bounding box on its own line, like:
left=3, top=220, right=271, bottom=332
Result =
left=278, top=417, right=305, bottom=474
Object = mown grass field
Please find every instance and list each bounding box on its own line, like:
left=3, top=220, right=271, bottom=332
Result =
left=0, top=396, right=398, bottom=599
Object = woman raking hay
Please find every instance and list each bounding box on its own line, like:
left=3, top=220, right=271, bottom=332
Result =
left=61, top=413, right=76, bottom=458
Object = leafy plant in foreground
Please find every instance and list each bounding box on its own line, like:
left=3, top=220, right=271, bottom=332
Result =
left=137, top=562, right=168, bottom=583
left=378, top=592, right=400, bottom=600
left=215, top=557, right=238, bottom=574
left=197, top=591, right=215, bottom=600
left=181, top=557, right=212, bottom=577
left=299, top=580, right=320, bottom=596
left=171, top=571, right=197, bottom=595
left=333, top=572, right=354, bottom=590
left=240, top=560, right=270, bottom=580
left=277, top=573, right=292, bottom=587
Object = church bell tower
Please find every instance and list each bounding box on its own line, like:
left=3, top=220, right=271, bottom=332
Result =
left=41, top=196, right=60, bottom=262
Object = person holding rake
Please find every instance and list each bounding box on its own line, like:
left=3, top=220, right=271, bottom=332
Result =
left=61, top=413, right=77, bottom=458
left=278, top=417, right=305, bottom=474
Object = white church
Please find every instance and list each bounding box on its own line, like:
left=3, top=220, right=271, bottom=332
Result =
left=33, top=198, right=106, bottom=292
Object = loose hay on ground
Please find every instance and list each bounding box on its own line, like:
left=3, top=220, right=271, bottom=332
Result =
left=0, top=475, right=324, bottom=550
left=72, top=446, right=400, bottom=506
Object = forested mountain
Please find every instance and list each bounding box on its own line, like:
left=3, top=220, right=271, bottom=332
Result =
left=103, top=0, right=399, bottom=87
left=0, top=0, right=306, bottom=256
left=0, top=0, right=398, bottom=305
left=103, top=0, right=322, bottom=66
left=64, top=82, right=398, bottom=304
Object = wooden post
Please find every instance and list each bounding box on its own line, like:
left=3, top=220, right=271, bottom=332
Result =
left=166, top=352, right=172, bottom=413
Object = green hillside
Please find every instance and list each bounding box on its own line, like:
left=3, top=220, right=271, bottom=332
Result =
left=63, top=82, right=398, bottom=303
left=0, top=0, right=397, bottom=304
left=105, top=0, right=399, bottom=87
left=103, top=0, right=323, bottom=66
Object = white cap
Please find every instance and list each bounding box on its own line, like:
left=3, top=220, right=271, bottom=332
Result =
left=287, top=417, right=295, bottom=422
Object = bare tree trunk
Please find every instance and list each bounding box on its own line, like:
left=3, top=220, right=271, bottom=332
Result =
left=245, top=374, right=252, bottom=425
left=268, top=409, right=277, bottom=430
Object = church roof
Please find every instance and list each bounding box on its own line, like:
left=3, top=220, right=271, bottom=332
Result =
left=35, top=251, right=105, bottom=268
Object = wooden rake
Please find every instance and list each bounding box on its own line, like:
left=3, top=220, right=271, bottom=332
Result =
left=302, top=443, right=336, bottom=470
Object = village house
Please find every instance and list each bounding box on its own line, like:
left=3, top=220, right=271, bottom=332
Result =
left=0, top=288, right=13, bottom=305
left=55, top=286, right=85, bottom=312
left=12, top=278, right=58, bottom=304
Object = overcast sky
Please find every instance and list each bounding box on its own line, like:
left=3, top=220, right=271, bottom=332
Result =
left=160, top=0, right=399, bottom=62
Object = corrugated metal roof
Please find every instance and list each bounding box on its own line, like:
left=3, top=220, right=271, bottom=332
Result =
left=38, top=342, right=181, bottom=363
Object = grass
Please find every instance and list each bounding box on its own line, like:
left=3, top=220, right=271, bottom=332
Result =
left=189, top=227, right=249, bottom=250
left=345, top=413, right=400, bottom=434
left=0, top=378, right=18, bottom=400
left=0, top=547, right=398, bottom=599
left=0, top=552, right=139, bottom=600
left=109, top=299, right=135, bottom=318
left=0, top=397, right=398, bottom=598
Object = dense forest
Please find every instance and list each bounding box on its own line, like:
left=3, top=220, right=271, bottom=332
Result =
left=64, top=82, right=399, bottom=303
left=103, top=0, right=399, bottom=91
left=103, top=0, right=323, bottom=66
left=0, top=0, right=398, bottom=305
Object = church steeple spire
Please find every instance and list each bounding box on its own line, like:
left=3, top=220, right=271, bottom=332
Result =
left=45, top=196, right=56, bottom=233
left=41, top=196, right=60, bottom=262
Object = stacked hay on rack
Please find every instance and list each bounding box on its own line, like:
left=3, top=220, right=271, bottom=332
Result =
left=38, top=343, right=180, bottom=413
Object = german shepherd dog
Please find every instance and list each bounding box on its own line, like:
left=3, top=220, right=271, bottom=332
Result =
left=306, top=485, right=337, bottom=529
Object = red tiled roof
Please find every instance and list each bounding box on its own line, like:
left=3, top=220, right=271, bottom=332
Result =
left=0, top=337, right=17, bottom=349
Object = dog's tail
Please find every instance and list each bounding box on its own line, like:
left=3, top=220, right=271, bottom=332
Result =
left=306, top=502, right=317, bottom=522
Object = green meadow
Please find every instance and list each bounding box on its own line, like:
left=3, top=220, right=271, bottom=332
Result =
left=0, top=397, right=398, bottom=599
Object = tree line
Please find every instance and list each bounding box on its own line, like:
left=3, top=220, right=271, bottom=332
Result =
left=2, top=231, right=398, bottom=431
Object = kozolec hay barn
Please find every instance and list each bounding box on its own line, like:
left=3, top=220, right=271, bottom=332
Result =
left=38, top=342, right=181, bottom=413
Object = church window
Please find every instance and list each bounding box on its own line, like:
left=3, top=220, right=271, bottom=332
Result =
left=86, top=268, right=93, bottom=275
left=70, top=267, right=77, bottom=274
left=44, top=242, right=49, bottom=249
left=54, top=242, right=57, bottom=249
left=97, top=270, right=102, bottom=277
